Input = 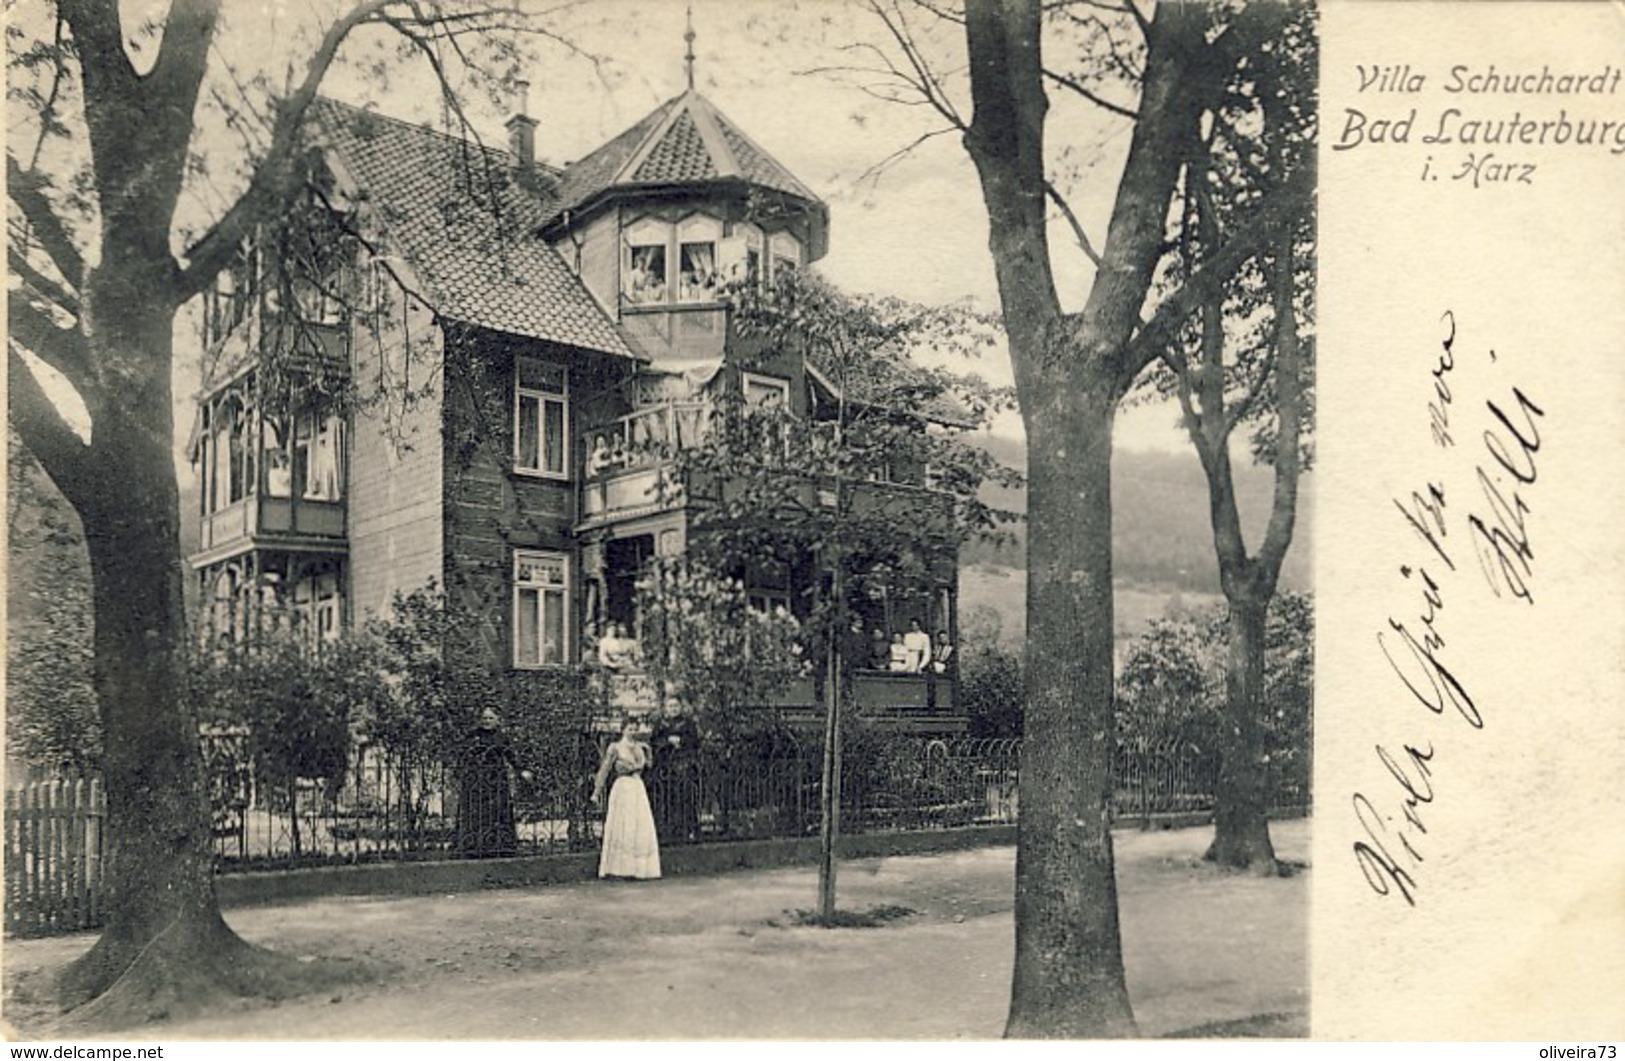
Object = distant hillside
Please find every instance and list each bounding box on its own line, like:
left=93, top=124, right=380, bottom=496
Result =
left=964, top=437, right=1313, bottom=597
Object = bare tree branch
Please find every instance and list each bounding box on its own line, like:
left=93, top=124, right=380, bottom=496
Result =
left=7, top=154, right=88, bottom=286
left=8, top=247, right=82, bottom=317
left=868, top=0, right=967, bottom=131
left=1043, top=179, right=1102, bottom=266
left=176, top=0, right=398, bottom=304
left=8, top=290, right=97, bottom=400
left=1041, top=67, right=1136, bottom=120
left=7, top=343, right=96, bottom=506
left=24, top=13, right=72, bottom=171
left=1122, top=159, right=1314, bottom=377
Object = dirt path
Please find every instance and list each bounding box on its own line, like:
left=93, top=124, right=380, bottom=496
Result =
left=4, top=819, right=1308, bottom=1040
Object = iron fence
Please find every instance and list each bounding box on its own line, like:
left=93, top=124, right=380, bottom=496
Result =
left=8, top=730, right=1308, bottom=936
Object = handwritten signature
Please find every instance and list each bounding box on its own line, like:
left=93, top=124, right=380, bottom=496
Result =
left=1353, top=310, right=1546, bottom=906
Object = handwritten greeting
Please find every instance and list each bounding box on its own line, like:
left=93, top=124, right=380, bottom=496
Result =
left=1333, top=63, right=1624, bottom=186
left=1352, top=311, right=1547, bottom=905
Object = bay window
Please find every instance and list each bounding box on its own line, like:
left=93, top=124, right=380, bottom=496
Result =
left=514, top=550, right=570, bottom=667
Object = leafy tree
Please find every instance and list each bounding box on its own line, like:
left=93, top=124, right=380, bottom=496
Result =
left=670, top=270, right=1016, bottom=922
left=635, top=557, right=807, bottom=745
left=192, top=628, right=383, bottom=858
left=855, top=0, right=1314, bottom=1036
left=959, top=606, right=1024, bottom=739
left=1135, top=3, right=1316, bottom=873
left=1115, top=615, right=1216, bottom=820
left=5, top=0, right=591, bottom=1022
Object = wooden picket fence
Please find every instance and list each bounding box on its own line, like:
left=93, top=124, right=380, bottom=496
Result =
left=4, top=778, right=106, bottom=937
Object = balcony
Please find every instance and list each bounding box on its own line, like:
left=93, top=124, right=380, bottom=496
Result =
left=579, top=402, right=710, bottom=525
left=597, top=666, right=961, bottom=732
left=195, top=494, right=346, bottom=565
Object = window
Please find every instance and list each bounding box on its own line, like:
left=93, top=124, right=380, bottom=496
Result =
left=719, top=222, right=762, bottom=289
left=677, top=215, right=722, bottom=302
left=622, top=218, right=670, bottom=306
left=743, top=372, right=790, bottom=410
left=514, top=359, right=569, bottom=478
left=293, top=412, right=345, bottom=501
left=292, top=573, right=343, bottom=649
left=769, top=232, right=801, bottom=280
left=514, top=551, right=570, bottom=667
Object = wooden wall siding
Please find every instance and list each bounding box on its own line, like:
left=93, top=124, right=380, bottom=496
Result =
left=347, top=302, right=445, bottom=622
left=566, top=209, right=620, bottom=316
left=442, top=331, right=631, bottom=670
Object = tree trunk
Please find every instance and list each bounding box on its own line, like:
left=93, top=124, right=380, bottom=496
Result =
left=1205, top=593, right=1279, bottom=873
left=817, top=638, right=842, bottom=921
left=49, top=282, right=353, bottom=1029
left=1004, top=389, right=1136, bottom=1039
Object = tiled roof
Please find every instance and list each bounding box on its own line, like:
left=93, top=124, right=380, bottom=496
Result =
left=310, top=98, right=633, bottom=358
left=547, top=90, right=819, bottom=224
left=632, top=111, right=716, bottom=183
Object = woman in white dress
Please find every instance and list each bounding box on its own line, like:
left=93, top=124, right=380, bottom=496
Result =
left=591, top=718, right=662, bottom=880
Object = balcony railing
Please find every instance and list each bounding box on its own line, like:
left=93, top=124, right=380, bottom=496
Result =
left=198, top=494, right=346, bottom=556
left=579, top=402, right=710, bottom=522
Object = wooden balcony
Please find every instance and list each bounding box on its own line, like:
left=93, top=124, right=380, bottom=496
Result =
left=598, top=667, right=962, bottom=733
left=193, top=494, right=346, bottom=566
left=578, top=402, right=708, bottom=525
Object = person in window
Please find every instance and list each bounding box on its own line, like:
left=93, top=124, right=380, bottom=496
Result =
left=888, top=632, right=910, bottom=672
left=903, top=618, right=932, bottom=674
left=591, top=717, right=661, bottom=880
left=931, top=630, right=956, bottom=675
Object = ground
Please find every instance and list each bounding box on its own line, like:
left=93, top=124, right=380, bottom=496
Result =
left=3, top=819, right=1308, bottom=1040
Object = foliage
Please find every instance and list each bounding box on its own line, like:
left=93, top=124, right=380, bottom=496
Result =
left=635, top=557, right=807, bottom=743
left=360, top=581, right=600, bottom=821
left=676, top=270, right=1018, bottom=651
left=190, top=627, right=384, bottom=844
left=5, top=437, right=100, bottom=776
left=960, top=637, right=1024, bottom=740
left=1114, top=592, right=1314, bottom=798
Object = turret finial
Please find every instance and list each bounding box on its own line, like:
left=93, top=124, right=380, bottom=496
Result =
left=683, top=6, right=696, bottom=91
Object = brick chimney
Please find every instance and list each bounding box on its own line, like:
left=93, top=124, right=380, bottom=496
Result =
left=506, top=78, right=538, bottom=167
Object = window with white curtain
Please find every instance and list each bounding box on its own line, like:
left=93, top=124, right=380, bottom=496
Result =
left=677, top=214, right=723, bottom=302
left=514, top=550, right=570, bottom=667
left=514, top=358, right=569, bottom=479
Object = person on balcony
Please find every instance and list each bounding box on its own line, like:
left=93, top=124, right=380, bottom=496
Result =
left=587, top=434, right=613, bottom=476
left=903, top=618, right=932, bottom=674
left=888, top=632, right=910, bottom=672
left=931, top=630, right=956, bottom=675
left=870, top=627, right=890, bottom=671
left=599, top=622, right=636, bottom=670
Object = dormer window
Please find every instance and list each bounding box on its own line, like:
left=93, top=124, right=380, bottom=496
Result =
left=769, top=232, right=802, bottom=280
left=677, top=215, right=722, bottom=303
left=623, top=218, right=670, bottom=306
